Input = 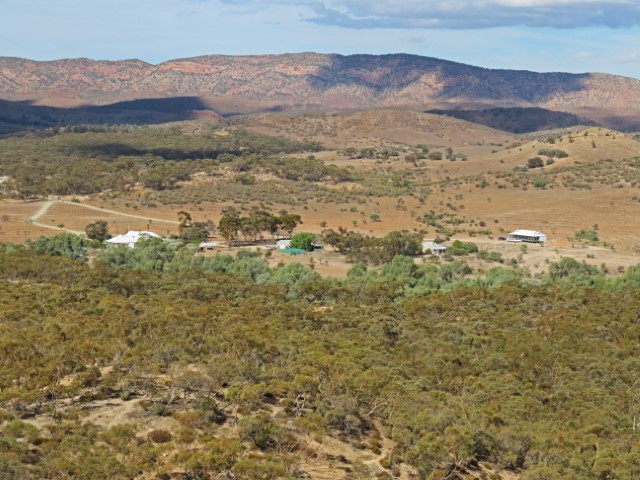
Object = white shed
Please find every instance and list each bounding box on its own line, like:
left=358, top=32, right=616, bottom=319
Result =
left=277, top=239, right=291, bottom=250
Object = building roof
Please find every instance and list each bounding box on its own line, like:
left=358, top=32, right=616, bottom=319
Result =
left=422, top=241, right=447, bottom=250
left=509, top=229, right=546, bottom=237
left=106, top=230, right=161, bottom=245
left=198, top=242, right=219, bottom=248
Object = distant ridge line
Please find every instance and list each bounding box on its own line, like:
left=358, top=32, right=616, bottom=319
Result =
left=1, top=53, right=639, bottom=130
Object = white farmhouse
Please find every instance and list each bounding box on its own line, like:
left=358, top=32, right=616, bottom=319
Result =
left=422, top=241, right=447, bottom=255
left=508, top=229, right=548, bottom=244
left=106, top=230, right=162, bottom=248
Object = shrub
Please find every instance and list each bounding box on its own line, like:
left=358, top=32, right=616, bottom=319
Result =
left=240, top=415, right=281, bottom=451
left=527, top=157, right=544, bottom=169
left=575, top=229, right=599, bottom=243
left=148, top=429, right=173, bottom=443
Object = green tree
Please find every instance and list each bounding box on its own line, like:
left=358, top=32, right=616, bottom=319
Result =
left=278, top=213, right=302, bottom=238
left=177, top=211, right=193, bottom=236
left=290, top=232, right=315, bottom=251
left=218, top=215, right=242, bottom=249
left=180, top=222, right=212, bottom=243
left=85, top=220, right=111, bottom=242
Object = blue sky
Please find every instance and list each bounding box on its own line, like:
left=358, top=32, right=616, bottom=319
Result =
left=2, top=0, right=640, bottom=78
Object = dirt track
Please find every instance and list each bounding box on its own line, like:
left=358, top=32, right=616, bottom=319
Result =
left=25, top=199, right=180, bottom=236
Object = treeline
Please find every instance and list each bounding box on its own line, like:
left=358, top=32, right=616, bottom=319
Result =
left=2, top=245, right=640, bottom=478
left=9, top=231, right=628, bottom=299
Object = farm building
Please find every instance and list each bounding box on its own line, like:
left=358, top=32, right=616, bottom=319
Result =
left=508, top=229, right=548, bottom=244
left=422, top=241, right=447, bottom=255
left=106, top=230, right=162, bottom=248
left=277, top=239, right=291, bottom=250
left=198, top=241, right=219, bottom=251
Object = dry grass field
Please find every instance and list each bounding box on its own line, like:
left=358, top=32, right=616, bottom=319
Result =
left=237, top=108, right=517, bottom=155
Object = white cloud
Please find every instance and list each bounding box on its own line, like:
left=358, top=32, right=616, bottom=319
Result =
left=572, top=51, right=596, bottom=59
left=221, top=0, right=640, bottom=29
left=611, top=52, right=640, bottom=63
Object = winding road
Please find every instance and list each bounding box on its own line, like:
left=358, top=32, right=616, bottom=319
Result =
left=28, top=199, right=179, bottom=235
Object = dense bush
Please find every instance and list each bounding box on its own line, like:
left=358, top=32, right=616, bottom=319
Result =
left=290, top=232, right=315, bottom=251
left=3, top=238, right=640, bottom=478
left=527, top=157, right=544, bottom=169
left=28, top=233, right=90, bottom=262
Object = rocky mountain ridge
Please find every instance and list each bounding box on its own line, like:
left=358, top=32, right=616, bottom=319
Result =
left=1, top=53, right=639, bottom=129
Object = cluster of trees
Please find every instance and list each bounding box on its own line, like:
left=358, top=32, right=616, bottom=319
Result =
left=217, top=209, right=302, bottom=248
left=177, top=211, right=216, bottom=242
left=338, top=146, right=400, bottom=160
left=3, top=241, right=640, bottom=478
left=537, top=148, right=569, bottom=158
left=527, top=150, right=567, bottom=170
left=322, top=228, right=423, bottom=264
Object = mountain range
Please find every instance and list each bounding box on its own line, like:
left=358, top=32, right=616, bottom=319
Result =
left=1, top=53, right=639, bottom=130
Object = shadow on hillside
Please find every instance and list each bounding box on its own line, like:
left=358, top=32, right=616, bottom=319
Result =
left=73, top=142, right=243, bottom=161
left=426, top=107, right=598, bottom=133
left=0, top=97, right=219, bottom=134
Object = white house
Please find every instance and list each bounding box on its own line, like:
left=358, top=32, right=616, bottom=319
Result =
left=508, top=229, right=548, bottom=244
left=106, top=230, right=162, bottom=248
left=422, top=241, right=447, bottom=255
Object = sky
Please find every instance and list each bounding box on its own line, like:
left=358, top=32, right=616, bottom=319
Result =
left=2, top=0, right=640, bottom=78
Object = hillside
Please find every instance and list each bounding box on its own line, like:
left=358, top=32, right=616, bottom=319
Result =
left=232, top=109, right=518, bottom=150
left=4, top=243, right=640, bottom=479
left=2, top=54, right=640, bottom=130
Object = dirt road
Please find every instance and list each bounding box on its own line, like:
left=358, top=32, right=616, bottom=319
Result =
left=27, top=200, right=179, bottom=236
